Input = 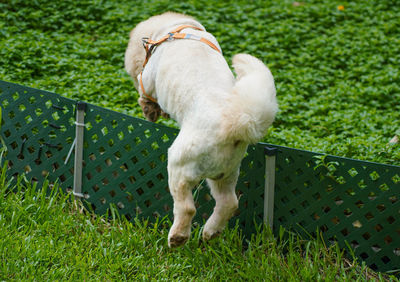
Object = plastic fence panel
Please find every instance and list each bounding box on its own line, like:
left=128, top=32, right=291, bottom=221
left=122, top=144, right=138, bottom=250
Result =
left=269, top=144, right=400, bottom=273
left=0, top=80, right=266, bottom=237
left=0, top=80, right=76, bottom=190
left=80, top=102, right=178, bottom=220
left=233, top=144, right=266, bottom=237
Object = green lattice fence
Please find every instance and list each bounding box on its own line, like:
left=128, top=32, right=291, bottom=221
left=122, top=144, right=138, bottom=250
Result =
left=0, top=80, right=264, bottom=236
left=0, top=80, right=399, bottom=274
left=270, top=144, right=400, bottom=273
left=0, top=81, right=76, bottom=190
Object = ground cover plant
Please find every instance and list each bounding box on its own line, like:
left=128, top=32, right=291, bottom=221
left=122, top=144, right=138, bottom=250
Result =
left=1, top=0, right=399, bottom=164
left=0, top=0, right=399, bottom=280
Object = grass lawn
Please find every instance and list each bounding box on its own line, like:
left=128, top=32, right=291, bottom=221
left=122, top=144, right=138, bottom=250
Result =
left=0, top=164, right=393, bottom=280
left=0, top=0, right=399, bottom=280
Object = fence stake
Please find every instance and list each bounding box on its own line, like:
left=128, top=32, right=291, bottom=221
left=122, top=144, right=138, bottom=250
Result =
left=73, top=101, right=86, bottom=199
left=264, top=147, right=277, bottom=229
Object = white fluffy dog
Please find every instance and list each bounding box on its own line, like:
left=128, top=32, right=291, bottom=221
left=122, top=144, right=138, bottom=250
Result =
left=125, top=12, right=278, bottom=247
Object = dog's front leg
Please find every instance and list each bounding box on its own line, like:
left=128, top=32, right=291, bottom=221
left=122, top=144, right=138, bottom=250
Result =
left=167, top=170, right=197, bottom=247
left=138, top=97, right=161, bottom=122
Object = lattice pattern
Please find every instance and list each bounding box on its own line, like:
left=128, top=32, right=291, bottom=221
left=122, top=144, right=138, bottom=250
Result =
left=269, top=144, right=400, bottom=273
left=0, top=81, right=76, bottom=190
left=0, top=81, right=265, bottom=236
left=234, top=144, right=266, bottom=236
left=81, top=103, right=178, bottom=220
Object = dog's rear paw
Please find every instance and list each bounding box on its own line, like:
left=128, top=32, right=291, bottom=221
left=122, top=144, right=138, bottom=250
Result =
left=202, top=230, right=221, bottom=241
left=168, top=234, right=189, bottom=248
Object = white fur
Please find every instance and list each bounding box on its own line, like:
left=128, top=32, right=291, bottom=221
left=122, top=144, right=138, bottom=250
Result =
left=125, top=12, right=278, bottom=247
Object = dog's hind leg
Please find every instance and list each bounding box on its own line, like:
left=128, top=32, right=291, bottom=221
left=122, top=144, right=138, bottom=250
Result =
left=202, top=170, right=239, bottom=241
left=167, top=171, right=197, bottom=247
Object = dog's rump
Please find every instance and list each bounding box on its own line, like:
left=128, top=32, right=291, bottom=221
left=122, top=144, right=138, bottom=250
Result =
left=221, top=54, right=278, bottom=144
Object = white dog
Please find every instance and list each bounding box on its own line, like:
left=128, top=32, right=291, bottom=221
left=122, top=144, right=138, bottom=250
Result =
left=125, top=12, right=278, bottom=247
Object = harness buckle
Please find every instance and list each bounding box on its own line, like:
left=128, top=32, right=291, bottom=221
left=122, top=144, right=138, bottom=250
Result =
left=142, top=37, right=149, bottom=49
left=167, top=32, right=175, bottom=41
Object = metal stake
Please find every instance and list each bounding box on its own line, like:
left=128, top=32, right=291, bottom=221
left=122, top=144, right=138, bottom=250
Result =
left=73, top=101, right=86, bottom=199
left=264, top=147, right=277, bottom=229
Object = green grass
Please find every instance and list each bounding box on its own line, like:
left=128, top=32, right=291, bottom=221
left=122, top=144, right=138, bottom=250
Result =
left=1, top=0, right=400, bottom=280
left=0, top=162, right=393, bottom=280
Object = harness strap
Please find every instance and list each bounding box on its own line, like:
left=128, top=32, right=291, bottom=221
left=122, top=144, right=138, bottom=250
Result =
left=140, top=24, right=222, bottom=103
left=139, top=73, right=157, bottom=103
left=142, top=25, right=204, bottom=67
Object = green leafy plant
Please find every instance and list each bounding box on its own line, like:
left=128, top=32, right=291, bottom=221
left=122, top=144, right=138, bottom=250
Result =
left=0, top=0, right=399, bottom=164
left=313, top=155, right=347, bottom=184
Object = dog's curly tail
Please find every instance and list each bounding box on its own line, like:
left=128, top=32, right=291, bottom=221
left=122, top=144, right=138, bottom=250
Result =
left=230, top=54, right=278, bottom=144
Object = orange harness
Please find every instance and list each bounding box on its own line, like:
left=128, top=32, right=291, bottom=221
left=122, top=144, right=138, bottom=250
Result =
left=139, top=25, right=222, bottom=103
